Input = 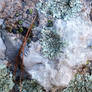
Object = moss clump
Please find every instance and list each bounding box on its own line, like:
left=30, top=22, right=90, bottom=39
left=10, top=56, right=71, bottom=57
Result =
left=18, top=20, right=23, bottom=25
left=29, top=9, right=33, bottom=14
left=19, top=27, right=23, bottom=33
left=0, top=64, right=14, bottom=92
left=40, top=28, right=64, bottom=59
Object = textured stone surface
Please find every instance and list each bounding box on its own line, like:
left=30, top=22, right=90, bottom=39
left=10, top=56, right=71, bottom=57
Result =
left=0, top=32, right=6, bottom=59
left=1, top=30, right=22, bottom=61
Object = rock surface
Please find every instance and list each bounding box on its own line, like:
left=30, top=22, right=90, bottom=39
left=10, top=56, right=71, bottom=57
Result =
left=1, top=31, right=22, bottom=61
left=0, top=31, right=6, bottom=59
left=0, top=30, right=22, bottom=61
left=0, top=0, right=92, bottom=91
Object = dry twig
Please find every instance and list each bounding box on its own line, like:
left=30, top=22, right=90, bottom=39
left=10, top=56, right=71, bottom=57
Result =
left=13, top=15, right=37, bottom=92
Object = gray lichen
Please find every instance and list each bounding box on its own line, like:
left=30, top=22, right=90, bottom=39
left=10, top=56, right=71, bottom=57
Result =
left=36, top=0, right=83, bottom=20
left=40, top=28, right=64, bottom=59
left=0, top=64, right=14, bottom=92
left=62, top=61, right=92, bottom=92
left=18, top=79, right=45, bottom=92
left=62, top=73, right=92, bottom=92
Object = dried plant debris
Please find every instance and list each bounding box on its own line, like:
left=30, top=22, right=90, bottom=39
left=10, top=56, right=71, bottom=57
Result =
left=40, top=28, right=65, bottom=60
left=36, top=0, right=83, bottom=20
left=0, top=64, right=14, bottom=92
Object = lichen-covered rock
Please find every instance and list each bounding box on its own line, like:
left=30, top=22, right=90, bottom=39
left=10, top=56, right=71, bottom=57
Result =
left=24, top=0, right=92, bottom=91
left=0, top=64, right=14, bottom=92
left=63, top=73, right=92, bottom=92
left=40, top=28, right=64, bottom=59
left=0, top=0, right=91, bottom=91
left=24, top=41, right=75, bottom=90
left=62, top=61, right=92, bottom=92
left=18, top=79, right=45, bottom=92
left=36, top=0, right=83, bottom=19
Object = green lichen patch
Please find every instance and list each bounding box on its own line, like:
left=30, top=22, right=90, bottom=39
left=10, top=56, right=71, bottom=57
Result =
left=62, top=61, right=92, bottom=92
left=17, top=79, right=45, bottom=92
left=62, top=73, right=92, bottom=92
left=0, top=64, right=14, bottom=92
left=40, top=28, right=65, bottom=60
left=36, top=0, right=83, bottom=20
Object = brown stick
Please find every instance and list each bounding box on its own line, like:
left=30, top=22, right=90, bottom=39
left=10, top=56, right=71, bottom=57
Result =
left=13, top=15, right=37, bottom=76
left=18, top=15, right=37, bottom=55
left=13, top=15, right=37, bottom=92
